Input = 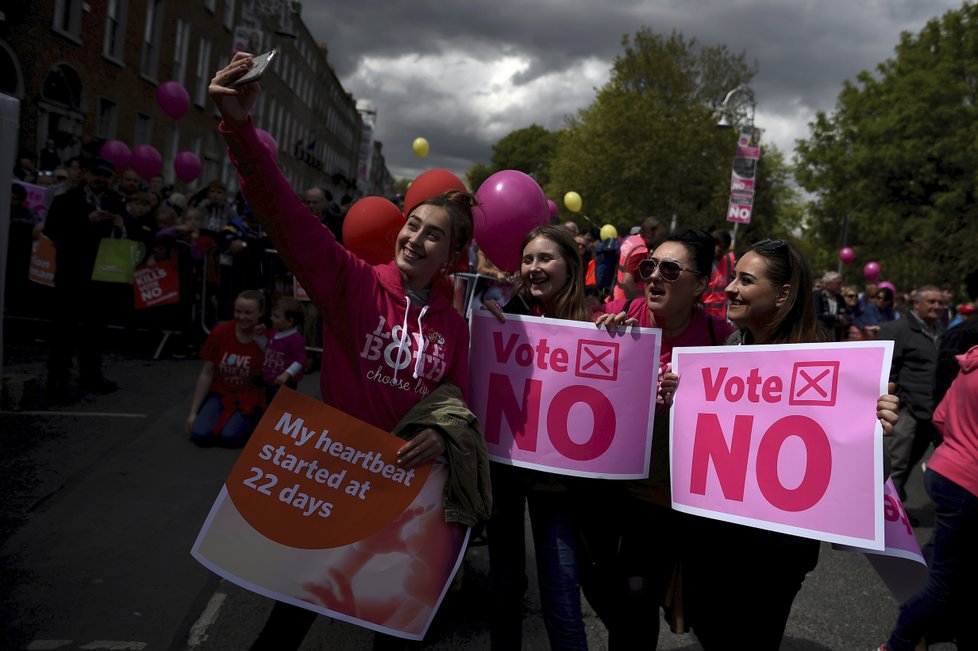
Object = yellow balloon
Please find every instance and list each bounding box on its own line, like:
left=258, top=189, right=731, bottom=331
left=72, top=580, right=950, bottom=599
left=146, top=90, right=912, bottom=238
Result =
left=412, top=137, right=430, bottom=158
left=564, top=191, right=582, bottom=213
left=600, top=224, right=618, bottom=241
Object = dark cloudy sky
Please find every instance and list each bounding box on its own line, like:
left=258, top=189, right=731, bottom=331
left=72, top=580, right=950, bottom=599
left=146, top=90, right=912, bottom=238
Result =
left=300, top=0, right=961, bottom=182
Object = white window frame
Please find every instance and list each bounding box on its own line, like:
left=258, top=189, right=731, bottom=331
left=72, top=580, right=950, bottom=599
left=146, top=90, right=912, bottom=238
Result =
left=52, top=0, right=83, bottom=43
left=223, top=0, right=236, bottom=30
left=134, top=113, right=153, bottom=146
left=194, top=38, right=213, bottom=107
left=139, top=0, right=165, bottom=80
left=173, top=19, right=191, bottom=86
left=96, top=97, right=119, bottom=140
left=102, top=0, right=128, bottom=64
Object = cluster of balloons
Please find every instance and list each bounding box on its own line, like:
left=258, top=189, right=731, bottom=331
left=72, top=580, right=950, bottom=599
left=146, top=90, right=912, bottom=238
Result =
left=839, top=247, right=884, bottom=282
left=342, top=167, right=556, bottom=272
left=98, top=80, right=205, bottom=183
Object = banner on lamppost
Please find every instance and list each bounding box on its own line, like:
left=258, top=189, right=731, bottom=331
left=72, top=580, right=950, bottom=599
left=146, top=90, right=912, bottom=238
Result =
left=726, top=126, right=761, bottom=225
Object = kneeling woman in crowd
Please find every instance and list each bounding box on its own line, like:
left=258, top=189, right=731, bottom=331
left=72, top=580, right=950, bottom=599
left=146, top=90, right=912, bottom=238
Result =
left=186, top=289, right=267, bottom=447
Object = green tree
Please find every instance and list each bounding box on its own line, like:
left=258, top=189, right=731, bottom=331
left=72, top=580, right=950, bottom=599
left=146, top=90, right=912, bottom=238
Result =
left=795, top=4, right=978, bottom=292
left=465, top=125, right=559, bottom=191
left=546, top=29, right=756, bottom=232
left=465, top=162, right=494, bottom=192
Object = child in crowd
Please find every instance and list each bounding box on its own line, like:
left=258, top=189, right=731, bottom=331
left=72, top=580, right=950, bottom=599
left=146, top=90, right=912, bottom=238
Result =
left=262, top=297, right=308, bottom=404
left=186, top=289, right=267, bottom=447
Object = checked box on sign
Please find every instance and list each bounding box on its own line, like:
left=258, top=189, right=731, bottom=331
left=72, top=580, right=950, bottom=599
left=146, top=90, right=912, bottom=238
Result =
left=788, top=361, right=840, bottom=407
left=575, top=340, right=620, bottom=381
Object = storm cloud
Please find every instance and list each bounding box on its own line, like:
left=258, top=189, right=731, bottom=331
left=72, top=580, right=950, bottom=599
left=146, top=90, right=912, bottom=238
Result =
left=301, top=0, right=961, bottom=180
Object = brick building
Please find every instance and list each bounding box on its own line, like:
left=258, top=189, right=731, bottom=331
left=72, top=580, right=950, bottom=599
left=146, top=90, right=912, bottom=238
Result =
left=1, top=0, right=377, bottom=197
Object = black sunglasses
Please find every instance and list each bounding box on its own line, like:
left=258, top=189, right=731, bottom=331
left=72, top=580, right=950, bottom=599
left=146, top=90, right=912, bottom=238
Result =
left=638, top=257, right=699, bottom=283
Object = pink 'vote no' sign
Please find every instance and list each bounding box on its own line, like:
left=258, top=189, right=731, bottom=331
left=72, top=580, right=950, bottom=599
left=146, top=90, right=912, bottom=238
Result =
left=671, top=342, right=893, bottom=549
left=469, top=311, right=661, bottom=479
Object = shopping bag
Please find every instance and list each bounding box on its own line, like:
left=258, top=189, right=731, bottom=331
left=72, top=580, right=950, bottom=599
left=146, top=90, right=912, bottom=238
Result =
left=28, top=235, right=57, bottom=287
left=91, top=238, right=143, bottom=283
left=133, top=258, right=181, bottom=309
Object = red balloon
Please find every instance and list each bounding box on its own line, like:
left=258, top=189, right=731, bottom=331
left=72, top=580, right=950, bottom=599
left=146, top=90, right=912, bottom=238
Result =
left=99, top=140, right=130, bottom=171
left=256, top=129, right=279, bottom=162
left=173, top=151, right=202, bottom=183
left=403, top=169, right=466, bottom=216
left=156, top=81, right=190, bottom=121
left=130, top=144, right=162, bottom=180
left=342, top=196, right=405, bottom=265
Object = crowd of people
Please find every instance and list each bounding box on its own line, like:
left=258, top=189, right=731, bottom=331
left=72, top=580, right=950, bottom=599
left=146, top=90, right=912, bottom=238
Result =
left=4, top=50, right=975, bottom=651
left=8, top=136, right=364, bottom=399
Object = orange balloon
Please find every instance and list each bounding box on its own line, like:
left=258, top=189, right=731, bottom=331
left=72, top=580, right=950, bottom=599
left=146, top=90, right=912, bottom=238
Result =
left=403, top=169, right=467, bottom=216
left=342, top=196, right=405, bottom=265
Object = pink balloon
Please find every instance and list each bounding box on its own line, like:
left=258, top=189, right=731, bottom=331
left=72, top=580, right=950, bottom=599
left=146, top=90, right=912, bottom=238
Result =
left=99, top=140, right=130, bottom=171
left=474, top=170, right=549, bottom=272
left=877, top=281, right=896, bottom=294
left=156, top=81, right=190, bottom=121
left=256, top=129, right=279, bottom=162
left=547, top=199, right=559, bottom=218
left=839, top=247, right=855, bottom=264
left=130, top=144, right=162, bottom=180
left=863, top=261, right=881, bottom=282
left=173, top=151, right=202, bottom=183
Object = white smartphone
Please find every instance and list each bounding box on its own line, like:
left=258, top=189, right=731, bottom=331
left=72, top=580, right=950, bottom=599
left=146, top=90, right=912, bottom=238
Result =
left=229, top=49, right=278, bottom=88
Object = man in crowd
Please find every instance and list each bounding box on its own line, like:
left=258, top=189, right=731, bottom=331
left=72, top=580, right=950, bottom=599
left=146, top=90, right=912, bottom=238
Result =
left=115, top=169, right=143, bottom=202
left=611, top=216, right=666, bottom=300
left=303, top=186, right=344, bottom=243
left=814, top=271, right=849, bottom=340
left=878, top=285, right=944, bottom=501
left=43, top=157, right=130, bottom=397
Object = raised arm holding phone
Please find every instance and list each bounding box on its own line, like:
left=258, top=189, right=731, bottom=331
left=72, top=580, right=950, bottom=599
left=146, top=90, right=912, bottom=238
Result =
left=208, top=52, right=484, bottom=649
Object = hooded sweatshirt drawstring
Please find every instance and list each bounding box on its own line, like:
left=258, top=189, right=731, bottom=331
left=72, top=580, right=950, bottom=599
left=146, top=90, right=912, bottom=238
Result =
left=413, top=305, right=430, bottom=379
left=392, top=297, right=431, bottom=382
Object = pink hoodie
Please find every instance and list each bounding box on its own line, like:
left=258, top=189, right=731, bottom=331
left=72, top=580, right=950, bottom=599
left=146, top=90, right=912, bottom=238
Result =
left=220, top=120, right=469, bottom=432
left=929, top=345, right=978, bottom=498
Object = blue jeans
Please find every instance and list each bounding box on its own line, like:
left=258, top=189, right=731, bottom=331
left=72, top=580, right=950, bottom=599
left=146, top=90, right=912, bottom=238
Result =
left=190, top=392, right=258, bottom=447
left=888, top=469, right=978, bottom=651
left=487, top=462, right=588, bottom=651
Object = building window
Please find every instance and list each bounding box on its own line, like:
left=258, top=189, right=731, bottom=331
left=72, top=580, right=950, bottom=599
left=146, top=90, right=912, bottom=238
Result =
left=134, top=113, right=153, bottom=146
left=194, top=38, right=213, bottom=106
left=140, top=0, right=165, bottom=79
left=96, top=98, right=118, bottom=140
left=52, top=0, right=82, bottom=41
left=102, top=0, right=128, bottom=62
left=223, top=0, right=236, bottom=29
left=173, top=20, right=191, bottom=86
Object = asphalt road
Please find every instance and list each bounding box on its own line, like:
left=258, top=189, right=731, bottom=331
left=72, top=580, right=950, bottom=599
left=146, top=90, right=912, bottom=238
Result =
left=0, top=335, right=952, bottom=651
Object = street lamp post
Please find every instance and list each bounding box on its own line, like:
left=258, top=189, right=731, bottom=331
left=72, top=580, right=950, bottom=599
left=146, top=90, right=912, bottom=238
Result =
left=717, top=84, right=757, bottom=250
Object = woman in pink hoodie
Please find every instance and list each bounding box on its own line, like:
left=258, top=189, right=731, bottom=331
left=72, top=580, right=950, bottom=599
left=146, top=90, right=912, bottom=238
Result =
left=210, top=53, right=477, bottom=650
left=882, top=345, right=978, bottom=651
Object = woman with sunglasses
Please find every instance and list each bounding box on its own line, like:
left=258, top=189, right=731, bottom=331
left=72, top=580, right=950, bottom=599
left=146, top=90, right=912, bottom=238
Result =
left=484, top=225, right=599, bottom=650
left=858, top=286, right=899, bottom=337
left=676, top=239, right=900, bottom=649
left=589, top=229, right=735, bottom=648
